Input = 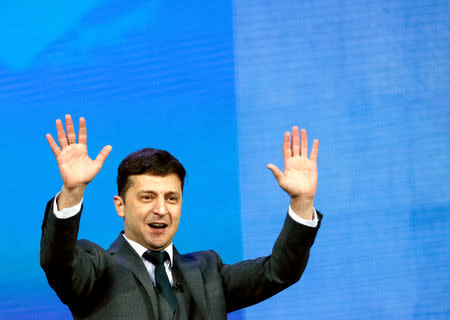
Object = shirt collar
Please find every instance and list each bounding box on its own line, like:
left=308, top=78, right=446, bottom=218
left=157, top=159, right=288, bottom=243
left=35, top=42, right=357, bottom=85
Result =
left=122, top=234, right=174, bottom=267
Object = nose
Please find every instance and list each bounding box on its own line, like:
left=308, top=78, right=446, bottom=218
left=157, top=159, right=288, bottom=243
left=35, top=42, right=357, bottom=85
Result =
left=153, top=197, right=168, bottom=215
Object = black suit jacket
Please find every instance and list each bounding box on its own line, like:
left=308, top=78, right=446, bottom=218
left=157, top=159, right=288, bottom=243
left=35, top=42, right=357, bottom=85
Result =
left=40, top=198, right=322, bottom=319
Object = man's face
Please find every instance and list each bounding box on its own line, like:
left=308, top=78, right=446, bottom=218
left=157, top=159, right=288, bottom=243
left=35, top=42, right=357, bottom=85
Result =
left=114, top=173, right=183, bottom=251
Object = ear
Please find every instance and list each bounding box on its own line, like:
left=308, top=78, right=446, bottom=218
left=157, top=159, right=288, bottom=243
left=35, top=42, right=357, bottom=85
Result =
left=114, top=195, right=125, bottom=218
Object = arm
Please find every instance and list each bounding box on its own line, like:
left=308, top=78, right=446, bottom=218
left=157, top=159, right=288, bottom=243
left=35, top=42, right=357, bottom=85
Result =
left=223, top=126, right=321, bottom=311
left=40, top=115, right=112, bottom=304
left=219, top=211, right=321, bottom=312
left=41, top=199, right=108, bottom=307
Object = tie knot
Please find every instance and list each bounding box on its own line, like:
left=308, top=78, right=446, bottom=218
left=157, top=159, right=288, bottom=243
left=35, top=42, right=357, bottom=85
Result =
left=143, top=250, right=169, bottom=266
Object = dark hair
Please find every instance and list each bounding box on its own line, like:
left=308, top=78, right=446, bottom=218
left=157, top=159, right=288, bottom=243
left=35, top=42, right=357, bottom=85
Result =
left=117, top=148, right=186, bottom=200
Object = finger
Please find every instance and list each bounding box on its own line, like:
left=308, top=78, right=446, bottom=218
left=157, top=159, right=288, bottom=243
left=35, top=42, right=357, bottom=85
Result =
left=292, top=126, right=300, bottom=156
left=310, top=139, right=319, bottom=163
left=300, top=129, right=308, bottom=157
left=267, top=164, right=283, bottom=182
left=65, top=114, right=77, bottom=144
left=95, top=145, right=113, bottom=165
left=56, top=118, right=68, bottom=148
left=78, top=117, right=87, bottom=145
left=283, top=131, right=292, bottom=163
left=46, top=133, right=61, bottom=158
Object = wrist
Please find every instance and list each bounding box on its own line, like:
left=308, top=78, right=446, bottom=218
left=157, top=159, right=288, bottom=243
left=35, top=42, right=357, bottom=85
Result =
left=290, top=197, right=314, bottom=220
left=58, top=185, right=86, bottom=210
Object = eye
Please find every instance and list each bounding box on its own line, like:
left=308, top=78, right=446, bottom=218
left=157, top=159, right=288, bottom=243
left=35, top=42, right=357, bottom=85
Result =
left=141, top=194, right=154, bottom=201
left=168, top=195, right=178, bottom=203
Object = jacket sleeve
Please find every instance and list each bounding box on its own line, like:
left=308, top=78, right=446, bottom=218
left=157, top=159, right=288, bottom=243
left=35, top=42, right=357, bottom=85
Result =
left=217, top=211, right=322, bottom=312
left=40, top=198, right=106, bottom=307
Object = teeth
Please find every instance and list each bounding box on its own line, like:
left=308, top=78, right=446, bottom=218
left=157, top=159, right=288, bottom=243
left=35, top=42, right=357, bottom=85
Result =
left=149, top=223, right=167, bottom=228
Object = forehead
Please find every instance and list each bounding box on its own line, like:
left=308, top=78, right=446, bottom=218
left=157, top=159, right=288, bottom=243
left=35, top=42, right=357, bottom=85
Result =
left=128, top=174, right=182, bottom=193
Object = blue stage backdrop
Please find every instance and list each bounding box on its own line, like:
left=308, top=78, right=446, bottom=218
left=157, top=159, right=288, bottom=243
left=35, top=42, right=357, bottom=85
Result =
left=0, top=0, right=449, bottom=319
left=0, top=1, right=242, bottom=319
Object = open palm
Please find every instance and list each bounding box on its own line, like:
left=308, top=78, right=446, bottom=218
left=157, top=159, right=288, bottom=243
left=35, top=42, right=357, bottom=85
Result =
left=46, top=115, right=112, bottom=190
left=268, top=127, right=319, bottom=202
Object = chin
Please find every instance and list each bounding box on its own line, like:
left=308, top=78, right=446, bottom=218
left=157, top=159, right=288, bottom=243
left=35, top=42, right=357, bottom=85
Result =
left=146, top=240, right=168, bottom=251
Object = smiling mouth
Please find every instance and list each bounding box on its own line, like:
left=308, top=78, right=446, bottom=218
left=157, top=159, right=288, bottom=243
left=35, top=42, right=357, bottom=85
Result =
left=148, top=223, right=168, bottom=229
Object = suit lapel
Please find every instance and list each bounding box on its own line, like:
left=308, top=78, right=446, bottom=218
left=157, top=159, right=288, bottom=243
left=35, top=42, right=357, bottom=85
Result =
left=173, top=247, right=210, bottom=320
left=108, top=233, right=158, bottom=319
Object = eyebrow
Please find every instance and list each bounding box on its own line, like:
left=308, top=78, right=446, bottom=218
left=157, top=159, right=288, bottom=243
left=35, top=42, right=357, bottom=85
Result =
left=138, top=190, right=180, bottom=197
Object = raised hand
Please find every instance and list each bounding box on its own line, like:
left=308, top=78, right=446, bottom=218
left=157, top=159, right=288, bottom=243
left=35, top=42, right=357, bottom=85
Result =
left=267, top=126, right=319, bottom=219
left=46, top=115, right=112, bottom=208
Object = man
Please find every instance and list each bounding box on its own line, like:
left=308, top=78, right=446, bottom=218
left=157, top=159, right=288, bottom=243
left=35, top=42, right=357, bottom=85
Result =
left=41, top=114, right=322, bottom=319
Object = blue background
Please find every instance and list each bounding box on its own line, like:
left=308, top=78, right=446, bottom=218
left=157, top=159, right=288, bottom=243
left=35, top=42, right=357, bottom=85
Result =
left=0, top=0, right=449, bottom=319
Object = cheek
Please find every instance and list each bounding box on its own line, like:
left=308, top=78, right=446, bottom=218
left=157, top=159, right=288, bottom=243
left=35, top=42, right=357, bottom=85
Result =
left=170, top=210, right=182, bottom=225
left=125, top=205, right=147, bottom=223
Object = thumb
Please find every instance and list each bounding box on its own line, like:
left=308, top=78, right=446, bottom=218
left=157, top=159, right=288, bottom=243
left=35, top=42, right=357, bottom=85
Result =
left=267, top=164, right=283, bottom=182
left=95, top=145, right=113, bottom=165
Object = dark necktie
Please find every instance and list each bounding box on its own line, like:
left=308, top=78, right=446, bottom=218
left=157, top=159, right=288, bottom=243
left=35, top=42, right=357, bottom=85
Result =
left=143, top=250, right=178, bottom=311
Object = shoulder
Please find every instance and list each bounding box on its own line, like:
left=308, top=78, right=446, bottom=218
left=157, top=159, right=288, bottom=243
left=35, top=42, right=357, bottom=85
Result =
left=77, top=239, right=105, bottom=252
left=179, top=249, right=223, bottom=269
left=180, top=249, right=220, bottom=261
left=76, top=239, right=108, bottom=266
